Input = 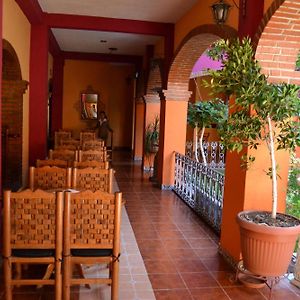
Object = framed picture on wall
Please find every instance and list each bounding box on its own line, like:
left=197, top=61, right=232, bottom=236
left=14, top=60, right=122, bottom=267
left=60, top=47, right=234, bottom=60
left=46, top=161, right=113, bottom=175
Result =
left=81, top=93, right=98, bottom=119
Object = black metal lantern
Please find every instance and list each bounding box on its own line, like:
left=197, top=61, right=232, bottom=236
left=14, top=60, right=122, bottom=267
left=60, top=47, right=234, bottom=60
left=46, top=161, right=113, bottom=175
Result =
left=211, top=0, right=231, bottom=24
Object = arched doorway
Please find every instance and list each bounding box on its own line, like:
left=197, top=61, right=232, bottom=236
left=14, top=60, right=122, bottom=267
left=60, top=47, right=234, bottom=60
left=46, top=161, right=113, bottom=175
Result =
left=2, top=40, right=28, bottom=190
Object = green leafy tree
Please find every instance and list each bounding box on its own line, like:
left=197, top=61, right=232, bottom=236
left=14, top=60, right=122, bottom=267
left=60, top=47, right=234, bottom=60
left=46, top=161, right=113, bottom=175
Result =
left=206, top=38, right=300, bottom=219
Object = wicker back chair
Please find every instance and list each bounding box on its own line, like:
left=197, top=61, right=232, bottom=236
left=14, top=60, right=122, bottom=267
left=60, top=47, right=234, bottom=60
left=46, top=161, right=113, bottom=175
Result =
left=49, top=149, right=78, bottom=162
left=29, top=166, right=72, bottom=190
left=82, top=139, right=105, bottom=151
left=79, top=131, right=96, bottom=145
left=3, top=189, right=63, bottom=300
left=78, top=149, right=107, bottom=162
left=36, top=159, right=68, bottom=168
left=71, top=167, right=113, bottom=193
left=54, top=130, right=72, bottom=148
left=63, top=190, right=122, bottom=300
left=73, top=160, right=109, bottom=169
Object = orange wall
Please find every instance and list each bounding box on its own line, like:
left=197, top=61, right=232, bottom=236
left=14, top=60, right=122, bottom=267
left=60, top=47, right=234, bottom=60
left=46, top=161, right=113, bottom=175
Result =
left=3, top=0, right=31, bottom=186
left=63, top=60, right=135, bottom=148
left=175, top=0, right=239, bottom=51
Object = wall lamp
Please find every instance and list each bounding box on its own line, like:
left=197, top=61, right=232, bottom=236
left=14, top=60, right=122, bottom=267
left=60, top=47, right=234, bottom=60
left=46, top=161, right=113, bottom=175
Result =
left=211, top=0, right=232, bottom=24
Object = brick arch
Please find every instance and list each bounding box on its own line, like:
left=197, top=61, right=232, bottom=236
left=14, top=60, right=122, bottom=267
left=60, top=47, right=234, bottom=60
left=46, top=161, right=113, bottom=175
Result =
left=2, top=39, right=28, bottom=190
left=146, top=59, right=163, bottom=96
left=2, top=39, right=22, bottom=80
left=255, top=0, right=300, bottom=85
left=167, top=24, right=238, bottom=93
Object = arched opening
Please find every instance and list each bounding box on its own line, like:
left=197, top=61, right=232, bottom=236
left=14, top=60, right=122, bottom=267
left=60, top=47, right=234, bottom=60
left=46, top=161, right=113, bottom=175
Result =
left=2, top=40, right=28, bottom=190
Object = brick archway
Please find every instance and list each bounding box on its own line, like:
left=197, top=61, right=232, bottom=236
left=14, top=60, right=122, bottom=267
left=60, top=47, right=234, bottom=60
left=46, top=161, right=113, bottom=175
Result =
left=2, top=39, right=28, bottom=190
left=255, top=0, right=300, bottom=85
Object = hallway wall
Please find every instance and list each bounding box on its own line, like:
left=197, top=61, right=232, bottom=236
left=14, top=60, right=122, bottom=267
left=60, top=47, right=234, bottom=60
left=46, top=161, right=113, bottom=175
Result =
left=63, top=60, right=135, bottom=148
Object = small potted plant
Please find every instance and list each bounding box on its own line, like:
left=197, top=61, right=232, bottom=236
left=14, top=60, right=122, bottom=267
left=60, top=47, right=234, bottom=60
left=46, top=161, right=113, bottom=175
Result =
left=207, top=37, right=300, bottom=277
left=187, top=99, right=227, bottom=165
left=144, top=116, right=159, bottom=155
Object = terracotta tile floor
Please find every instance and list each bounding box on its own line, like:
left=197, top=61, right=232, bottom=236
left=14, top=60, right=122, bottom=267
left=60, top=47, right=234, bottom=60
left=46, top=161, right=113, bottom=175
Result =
left=1, top=150, right=300, bottom=299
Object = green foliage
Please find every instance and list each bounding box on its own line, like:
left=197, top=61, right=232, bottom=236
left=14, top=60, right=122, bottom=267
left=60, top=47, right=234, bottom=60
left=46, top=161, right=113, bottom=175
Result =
left=145, top=116, right=159, bottom=154
left=187, top=99, right=228, bottom=130
left=206, top=38, right=300, bottom=158
left=296, top=51, right=300, bottom=71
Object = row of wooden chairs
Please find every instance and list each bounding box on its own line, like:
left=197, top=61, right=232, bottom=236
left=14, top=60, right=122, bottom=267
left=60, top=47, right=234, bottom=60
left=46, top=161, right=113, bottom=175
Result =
left=37, top=158, right=109, bottom=169
left=49, top=149, right=109, bottom=162
left=29, top=166, right=114, bottom=193
left=55, top=130, right=97, bottom=149
left=55, top=139, right=105, bottom=151
left=3, top=188, right=122, bottom=300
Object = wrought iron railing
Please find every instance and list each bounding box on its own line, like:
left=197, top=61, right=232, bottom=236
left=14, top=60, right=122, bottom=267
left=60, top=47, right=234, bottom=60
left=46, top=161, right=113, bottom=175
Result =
left=186, top=140, right=225, bottom=168
left=174, top=152, right=225, bottom=234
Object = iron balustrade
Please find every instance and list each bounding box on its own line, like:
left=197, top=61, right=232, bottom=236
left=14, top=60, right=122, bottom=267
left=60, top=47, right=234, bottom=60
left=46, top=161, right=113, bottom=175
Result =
left=174, top=152, right=225, bottom=234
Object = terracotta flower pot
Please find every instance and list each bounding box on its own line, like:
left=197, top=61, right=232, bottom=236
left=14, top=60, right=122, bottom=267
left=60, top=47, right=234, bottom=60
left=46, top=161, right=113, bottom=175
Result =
left=237, top=210, right=300, bottom=277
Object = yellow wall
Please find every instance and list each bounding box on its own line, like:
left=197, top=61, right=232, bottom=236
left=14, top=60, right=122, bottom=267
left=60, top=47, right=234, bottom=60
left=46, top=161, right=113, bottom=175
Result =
left=63, top=60, right=135, bottom=148
left=3, top=0, right=31, bottom=186
left=175, top=0, right=239, bottom=51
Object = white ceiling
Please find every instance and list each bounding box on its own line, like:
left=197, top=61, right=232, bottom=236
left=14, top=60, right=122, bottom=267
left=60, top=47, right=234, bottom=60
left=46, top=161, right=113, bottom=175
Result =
left=37, top=0, right=198, bottom=56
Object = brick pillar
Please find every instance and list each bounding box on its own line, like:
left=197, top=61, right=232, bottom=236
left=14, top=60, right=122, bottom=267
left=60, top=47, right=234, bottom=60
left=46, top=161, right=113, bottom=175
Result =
left=143, top=94, right=160, bottom=170
left=51, top=55, right=64, bottom=136
left=158, top=89, right=192, bottom=188
left=133, top=98, right=145, bottom=161
left=29, top=23, right=48, bottom=165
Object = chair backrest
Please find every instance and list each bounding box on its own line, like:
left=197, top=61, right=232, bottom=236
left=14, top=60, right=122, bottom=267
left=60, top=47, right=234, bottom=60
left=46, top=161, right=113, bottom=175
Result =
left=63, top=190, right=122, bottom=250
left=71, top=167, right=113, bottom=193
left=55, top=138, right=80, bottom=150
left=36, top=159, right=68, bottom=168
left=49, top=149, right=78, bottom=162
left=80, top=131, right=96, bottom=145
left=82, top=139, right=105, bottom=151
left=73, top=160, right=109, bottom=169
left=29, top=166, right=72, bottom=190
left=3, top=189, right=63, bottom=253
left=54, top=130, right=72, bottom=148
left=78, top=149, right=107, bottom=162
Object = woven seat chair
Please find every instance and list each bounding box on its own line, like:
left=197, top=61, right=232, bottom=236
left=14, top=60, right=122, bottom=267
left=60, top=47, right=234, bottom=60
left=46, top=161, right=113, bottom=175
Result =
left=80, top=131, right=96, bottom=145
left=49, top=149, right=78, bottom=162
left=36, top=159, right=68, bottom=168
left=54, top=130, right=72, bottom=148
left=73, top=160, right=109, bottom=169
left=29, top=166, right=72, bottom=190
left=3, top=189, right=63, bottom=300
left=72, top=167, right=113, bottom=193
left=63, top=190, right=122, bottom=300
left=82, top=139, right=105, bottom=151
left=78, top=149, right=108, bottom=162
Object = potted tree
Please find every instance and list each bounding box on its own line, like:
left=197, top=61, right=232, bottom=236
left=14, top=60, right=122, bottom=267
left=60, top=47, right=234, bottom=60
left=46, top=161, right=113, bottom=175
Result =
left=207, top=37, right=300, bottom=277
left=144, top=116, right=159, bottom=155
left=187, top=99, right=227, bottom=165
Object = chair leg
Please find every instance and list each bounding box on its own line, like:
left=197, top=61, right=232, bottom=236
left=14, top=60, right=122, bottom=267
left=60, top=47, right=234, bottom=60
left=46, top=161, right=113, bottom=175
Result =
left=37, top=264, right=55, bottom=289
left=55, top=260, right=62, bottom=300
left=111, top=260, right=119, bottom=300
left=4, top=259, right=13, bottom=300
left=63, top=257, right=71, bottom=300
left=75, top=264, right=91, bottom=289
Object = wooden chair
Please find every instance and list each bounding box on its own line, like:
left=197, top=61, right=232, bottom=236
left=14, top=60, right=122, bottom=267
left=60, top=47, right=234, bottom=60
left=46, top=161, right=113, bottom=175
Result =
left=73, top=160, right=109, bottom=169
left=3, top=189, right=63, bottom=300
left=63, top=190, right=122, bottom=300
left=49, top=149, right=78, bottom=162
left=36, top=159, right=68, bottom=168
left=29, top=166, right=72, bottom=190
left=82, top=139, right=105, bottom=151
left=72, top=167, right=113, bottom=193
left=55, top=138, right=80, bottom=150
left=78, top=149, right=108, bottom=162
left=80, top=131, right=96, bottom=145
left=54, top=130, right=72, bottom=148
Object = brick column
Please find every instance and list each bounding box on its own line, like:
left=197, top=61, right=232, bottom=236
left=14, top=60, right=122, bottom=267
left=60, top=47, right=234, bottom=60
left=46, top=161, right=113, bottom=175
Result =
left=29, top=23, right=48, bottom=165
left=158, top=89, right=192, bottom=188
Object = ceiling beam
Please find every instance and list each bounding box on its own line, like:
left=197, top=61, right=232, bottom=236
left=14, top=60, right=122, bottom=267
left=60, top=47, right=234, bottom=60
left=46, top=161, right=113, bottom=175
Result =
left=46, top=13, right=174, bottom=37
left=15, top=0, right=44, bottom=25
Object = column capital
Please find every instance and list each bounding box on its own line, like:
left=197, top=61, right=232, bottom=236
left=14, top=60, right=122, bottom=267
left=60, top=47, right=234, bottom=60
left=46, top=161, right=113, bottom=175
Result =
left=144, top=94, right=160, bottom=103
left=162, top=89, right=192, bottom=101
